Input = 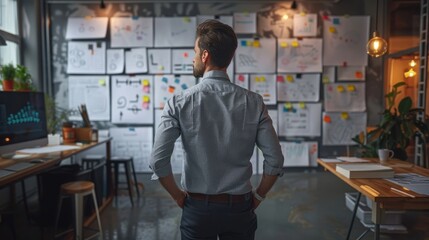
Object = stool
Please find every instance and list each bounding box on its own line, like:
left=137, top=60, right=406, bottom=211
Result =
left=54, top=181, right=102, bottom=240
left=111, top=156, right=140, bottom=205
left=81, top=155, right=105, bottom=170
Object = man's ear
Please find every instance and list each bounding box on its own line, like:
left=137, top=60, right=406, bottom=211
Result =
left=201, top=50, right=209, bottom=63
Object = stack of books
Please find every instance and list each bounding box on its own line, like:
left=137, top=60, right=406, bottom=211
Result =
left=336, top=163, right=394, bottom=178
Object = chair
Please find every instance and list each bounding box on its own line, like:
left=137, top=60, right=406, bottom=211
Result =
left=111, top=156, right=140, bottom=205
left=81, top=155, right=105, bottom=170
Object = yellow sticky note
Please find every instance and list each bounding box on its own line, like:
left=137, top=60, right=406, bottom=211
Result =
left=253, top=40, right=260, bottom=48
left=246, top=40, right=252, bottom=46
left=298, top=102, right=306, bottom=109
left=337, top=85, right=345, bottom=92
left=255, top=77, right=261, bottom=82
left=85, top=16, right=93, bottom=20
left=260, top=76, right=266, bottom=82
left=142, top=79, right=150, bottom=86
left=347, top=84, right=356, bottom=92
left=158, top=65, right=164, bottom=70
left=286, top=75, right=294, bottom=82
left=285, top=103, right=292, bottom=109
left=143, top=96, right=150, bottom=103
left=329, top=26, right=337, bottom=33
left=322, top=76, right=330, bottom=83
left=183, top=17, right=191, bottom=23
left=280, top=42, right=288, bottom=48
left=341, top=112, right=349, bottom=120
left=98, top=79, right=106, bottom=86
left=300, top=12, right=306, bottom=16
left=291, top=41, right=299, bottom=47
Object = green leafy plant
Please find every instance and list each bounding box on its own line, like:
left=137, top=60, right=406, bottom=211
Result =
left=14, top=65, right=34, bottom=91
left=352, top=81, right=429, bottom=160
left=0, top=63, right=16, bottom=80
left=45, top=94, right=71, bottom=134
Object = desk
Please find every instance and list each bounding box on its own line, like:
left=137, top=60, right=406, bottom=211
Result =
left=317, top=158, right=429, bottom=240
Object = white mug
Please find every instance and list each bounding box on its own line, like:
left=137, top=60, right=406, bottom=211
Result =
left=378, top=149, right=394, bottom=163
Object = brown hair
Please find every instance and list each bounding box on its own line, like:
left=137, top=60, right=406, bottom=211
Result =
left=196, top=19, right=237, bottom=68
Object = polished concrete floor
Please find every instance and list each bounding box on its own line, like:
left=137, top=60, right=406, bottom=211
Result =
left=2, top=169, right=429, bottom=240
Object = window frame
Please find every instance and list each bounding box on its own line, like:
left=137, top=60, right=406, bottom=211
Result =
left=0, top=0, right=22, bottom=64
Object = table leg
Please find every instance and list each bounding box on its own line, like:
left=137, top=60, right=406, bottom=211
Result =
left=371, top=201, right=381, bottom=240
left=346, top=192, right=361, bottom=240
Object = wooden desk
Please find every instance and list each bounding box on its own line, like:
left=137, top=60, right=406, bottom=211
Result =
left=317, top=158, right=429, bottom=240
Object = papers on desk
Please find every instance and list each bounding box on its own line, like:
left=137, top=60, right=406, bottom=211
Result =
left=18, top=145, right=81, bottom=154
left=337, top=157, right=370, bottom=163
left=336, top=163, right=394, bottom=179
left=320, top=158, right=342, bottom=163
left=4, top=162, right=35, bottom=172
left=387, top=173, right=429, bottom=196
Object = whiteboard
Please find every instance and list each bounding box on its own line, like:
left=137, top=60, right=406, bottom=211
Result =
left=293, top=14, right=318, bottom=37
left=110, top=127, right=153, bottom=173
left=154, top=75, right=196, bottom=109
left=172, top=49, right=194, bottom=74
left=197, top=15, right=233, bottom=27
left=249, top=74, right=277, bottom=105
left=235, top=38, right=276, bottom=73
left=66, top=17, right=108, bottom=39
left=154, top=17, right=196, bottom=47
left=337, top=66, right=365, bottom=81
left=323, top=16, right=370, bottom=66
left=67, top=41, right=106, bottom=74
left=234, top=74, right=249, bottom=90
left=110, top=17, right=153, bottom=48
left=68, top=76, right=110, bottom=121
left=234, top=12, right=257, bottom=34
left=278, top=103, right=322, bottom=137
left=111, top=75, right=153, bottom=124
left=322, top=112, right=367, bottom=146
left=277, top=74, right=320, bottom=102
left=125, top=48, right=148, bottom=74
left=267, top=109, right=278, bottom=135
left=148, top=49, right=171, bottom=74
left=324, top=83, right=366, bottom=112
left=106, top=49, right=124, bottom=74
left=277, top=38, right=322, bottom=73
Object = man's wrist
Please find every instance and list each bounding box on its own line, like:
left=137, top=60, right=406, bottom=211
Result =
left=253, top=190, right=266, bottom=201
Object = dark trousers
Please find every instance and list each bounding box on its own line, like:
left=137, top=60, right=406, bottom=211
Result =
left=180, top=194, right=257, bottom=240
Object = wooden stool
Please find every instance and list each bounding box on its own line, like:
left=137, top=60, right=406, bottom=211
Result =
left=111, top=156, right=140, bottom=205
left=81, top=155, right=105, bottom=170
left=54, top=181, right=102, bottom=240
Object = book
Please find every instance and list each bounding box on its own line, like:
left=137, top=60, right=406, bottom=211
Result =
left=336, top=163, right=394, bottom=179
left=336, top=156, right=370, bottom=163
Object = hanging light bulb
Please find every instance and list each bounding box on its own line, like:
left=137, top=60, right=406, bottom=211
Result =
left=409, top=59, right=417, bottom=67
left=367, top=32, right=388, bottom=57
left=404, top=68, right=416, bottom=78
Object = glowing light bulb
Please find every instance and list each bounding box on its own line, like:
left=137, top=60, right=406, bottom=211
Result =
left=282, top=15, right=289, bottom=20
left=404, top=68, right=416, bottom=78
left=409, top=60, right=417, bottom=67
left=367, top=32, right=387, bottom=57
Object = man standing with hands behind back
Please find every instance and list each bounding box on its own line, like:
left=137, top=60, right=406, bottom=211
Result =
left=150, top=20, right=284, bottom=240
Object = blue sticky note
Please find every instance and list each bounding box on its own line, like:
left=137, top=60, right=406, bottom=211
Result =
left=162, top=77, right=168, bottom=83
left=175, top=78, right=180, bottom=84
left=181, top=84, right=188, bottom=90
left=241, top=40, right=247, bottom=46
left=333, top=18, right=340, bottom=25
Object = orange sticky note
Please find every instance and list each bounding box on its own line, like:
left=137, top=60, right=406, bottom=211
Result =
left=168, top=86, right=175, bottom=93
left=341, top=112, right=349, bottom=120
left=355, top=71, right=363, bottom=79
left=329, top=26, right=336, bottom=33
left=337, top=85, right=345, bottom=92
left=323, top=115, right=331, bottom=123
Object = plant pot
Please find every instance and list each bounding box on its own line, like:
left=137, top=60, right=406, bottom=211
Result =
left=2, top=79, right=14, bottom=91
left=48, top=133, right=61, bottom=145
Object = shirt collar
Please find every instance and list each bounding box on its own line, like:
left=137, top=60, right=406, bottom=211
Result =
left=202, top=70, right=230, bottom=82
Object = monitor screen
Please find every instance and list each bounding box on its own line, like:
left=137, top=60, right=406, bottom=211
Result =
left=0, top=91, right=48, bottom=157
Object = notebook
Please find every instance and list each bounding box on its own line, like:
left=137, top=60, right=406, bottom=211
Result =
left=336, top=163, right=394, bottom=179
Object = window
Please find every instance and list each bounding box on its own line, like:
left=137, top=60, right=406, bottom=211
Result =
left=0, top=0, right=19, bottom=65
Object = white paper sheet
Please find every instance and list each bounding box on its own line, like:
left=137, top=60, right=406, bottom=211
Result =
left=250, top=74, right=277, bottom=105
left=106, top=49, right=125, bottom=74
left=324, top=83, right=366, bottom=112
left=280, top=142, right=310, bottom=167
left=322, top=112, right=367, bottom=145
left=323, top=16, right=370, bottom=66
left=154, top=75, right=196, bottom=109
left=197, top=15, right=233, bottom=27
left=154, top=17, right=196, bottom=47
left=278, top=103, right=322, bottom=137
left=66, top=17, right=108, bottom=39
left=277, top=38, right=323, bottom=73
left=322, top=66, right=336, bottom=83
left=125, top=48, right=148, bottom=74
left=18, top=145, right=81, bottom=154
left=172, top=49, right=194, bottom=74
left=111, top=75, right=153, bottom=124
left=148, top=49, right=171, bottom=74
left=110, top=127, right=153, bottom=173
left=277, top=73, right=320, bottom=102
left=293, top=14, right=318, bottom=37
left=110, top=17, right=153, bottom=48
left=234, top=74, right=249, bottom=90
left=387, top=173, right=429, bottom=196
left=67, top=41, right=106, bottom=74
left=337, top=66, right=365, bottom=81
left=227, top=58, right=234, bottom=80
left=236, top=38, right=276, bottom=73
left=257, top=9, right=293, bottom=38
left=68, top=76, right=110, bottom=121
left=234, top=12, right=257, bottom=34
left=268, top=109, right=278, bottom=135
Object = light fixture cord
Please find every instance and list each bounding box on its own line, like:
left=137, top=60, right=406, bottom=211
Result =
left=375, top=0, right=379, bottom=32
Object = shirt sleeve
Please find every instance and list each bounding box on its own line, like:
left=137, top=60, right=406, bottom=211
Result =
left=255, top=99, right=284, bottom=176
left=150, top=97, right=181, bottom=178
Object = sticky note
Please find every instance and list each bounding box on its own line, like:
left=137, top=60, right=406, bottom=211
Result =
left=322, top=76, right=330, bottom=83
left=183, top=17, right=191, bottom=23
left=241, top=40, right=247, bottom=46
left=158, top=65, right=164, bottom=70
left=98, top=79, right=106, bottom=86
left=238, top=75, right=245, bottom=82
left=337, top=85, right=345, bottom=92
left=183, top=52, right=189, bottom=58
left=285, top=103, right=292, bottom=109
left=142, top=79, right=150, bottom=86
left=143, top=86, right=150, bottom=93
left=168, top=86, right=175, bottom=93
left=333, top=18, right=340, bottom=24
left=253, top=40, right=260, bottom=48
left=280, top=42, right=288, bottom=48
left=341, top=112, right=349, bottom=120
left=355, top=71, right=363, bottom=79
left=246, top=40, right=252, bottom=46
left=329, top=26, right=337, bottom=33
left=260, top=76, right=266, bottom=82
left=347, top=84, right=356, bottom=92
left=181, top=83, right=188, bottom=90
left=291, top=41, right=299, bottom=47
left=143, top=96, right=150, bottom=103
left=142, top=102, right=149, bottom=110
left=174, top=78, right=180, bottom=84
left=298, top=102, right=306, bottom=109
left=300, top=12, right=306, bottom=16
left=322, top=15, right=329, bottom=20
left=286, top=75, right=294, bottom=82
left=162, top=77, right=168, bottom=83
left=276, top=75, right=284, bottom=82
left=323, top=115, right=331, bottom=123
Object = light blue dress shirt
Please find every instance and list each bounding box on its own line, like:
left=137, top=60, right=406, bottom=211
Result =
left=150, top=70, right=284, bottom=194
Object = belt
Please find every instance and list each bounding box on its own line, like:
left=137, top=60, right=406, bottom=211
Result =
left=187, top=192, right=251, bottom=203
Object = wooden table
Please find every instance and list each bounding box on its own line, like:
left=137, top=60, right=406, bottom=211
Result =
left=317, top=158, right=429, bottom=240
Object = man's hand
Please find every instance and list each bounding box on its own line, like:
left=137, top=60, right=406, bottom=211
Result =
left=252, top=196, right=262, bottom=209
left=173, top=190, right=188, bottom=208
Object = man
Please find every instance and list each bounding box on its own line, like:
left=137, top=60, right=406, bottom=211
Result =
left=150, top=20, right=284, bottom=240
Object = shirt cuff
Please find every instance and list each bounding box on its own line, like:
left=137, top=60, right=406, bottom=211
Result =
left=263, top=162, right=284, bottom=177
left=150, top=163, right=172, bottom=179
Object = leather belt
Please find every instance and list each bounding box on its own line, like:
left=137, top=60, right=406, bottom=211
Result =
left=188, top=192, right=251, bottom=203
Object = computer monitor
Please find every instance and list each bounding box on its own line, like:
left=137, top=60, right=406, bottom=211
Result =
left=0, top=91, right=48, bottom=158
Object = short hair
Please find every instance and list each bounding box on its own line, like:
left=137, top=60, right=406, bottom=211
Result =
left=196, top=20, right=237, bottom=68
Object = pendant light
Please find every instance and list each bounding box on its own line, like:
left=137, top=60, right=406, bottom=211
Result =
left=367, top=0, right=387, bottom=57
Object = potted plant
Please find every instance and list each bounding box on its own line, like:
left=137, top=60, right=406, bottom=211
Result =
left=352, top=81, right=429, bottom=160
left=15, top=65, right=34, bottom=91
left=45, top=94, right=71, bottom=145
left=1, top=63, right=16, bottom=91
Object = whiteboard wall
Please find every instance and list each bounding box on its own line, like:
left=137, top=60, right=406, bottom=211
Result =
left=277, top=73, right=320, bottom=102
left=278, top=103, right=322, bottom=137
left=235, top=38, right=276, bottom=73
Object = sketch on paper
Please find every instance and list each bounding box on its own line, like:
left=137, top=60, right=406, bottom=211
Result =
left=234, top=74, right=249, bottom=90
left=148, top=49, right=171, bottom=74
left=106, top=49, right=124, bottom=74
left=66, top=17, right=108, bottom=39
left=337, top=66, right=365, bottom=81
left=67, top=41, right=106, bottom=74
left=277, top=74, right=320, bottom=102
left=154, top=75, right=196, bottom=109
left=322, top=112, right=367, bottom=146
left=111, top=75, right=153, bottom=124
left=235, top=38, right=276, bottom=73
left=277, top=38, right=322, bottom=73
left=110, top=17, right=153, bottom=48
left=172, top=49, right=194, bottom=74
left=234, top=12, right=257, bottom=34
left=293, top=14, right=318, bottom=37
left=250, top=74, right=277, bottom=105
left=277, top=103, right=322, bottom=137
left=154, top=17, right=196, bottom=47
left=125, top=48, right=148, bottom=74
left=324, top=83, right=366, bottom=112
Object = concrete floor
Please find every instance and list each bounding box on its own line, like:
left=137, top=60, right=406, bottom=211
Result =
left=2, top=169, right=429, bottom=240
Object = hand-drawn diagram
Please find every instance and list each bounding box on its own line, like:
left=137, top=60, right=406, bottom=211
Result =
left=324, top=83, right=366, bottom=112
left=125, top=48, right=148, bottom=73
left=337, top=66, right=365, bottom=81
left=234, top=12, right=257, bottom=34
left=279, top=141, right=318, bottom=167
left=278, top=103, right=322, bottom=137
left=154, top=75, right=196, bottom=109
left=235, top=38, right=276, bottom=73
left=234, top=74, right=249, bottom=89
left=110, top=127, right=153, bottom=172
left=250, top=74, right=277, bottom=105
left=293, top=14, right=318, bottom=37
left=68, top=76, right=110, bottom=121
left=107, top=49, right=124, bottom=74
left=66, top=17, right=108, bottom=39
left=110, top=17, right=153, bottom=48
left=277, top=38, right=322, bottom=73
left=148, top=49, right=171, bottom=74
left=111, top=75, right=153, bottom=124
left=172, top=49, right=194, bottom=74
left=322, top=112, right=367, bottom=145
left=67, top=41, right=106, bottom=74
left=154, top=17, right=196, bottom=47
left=277, top=74, right=320, bottom=102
